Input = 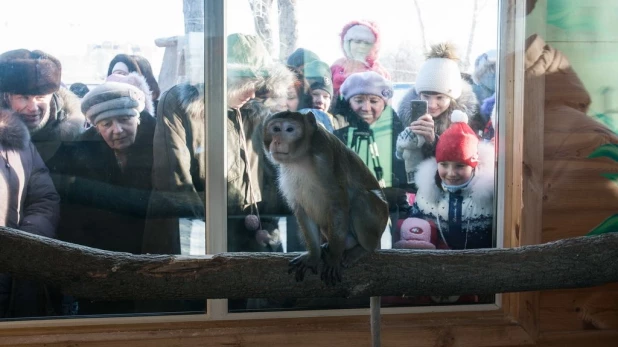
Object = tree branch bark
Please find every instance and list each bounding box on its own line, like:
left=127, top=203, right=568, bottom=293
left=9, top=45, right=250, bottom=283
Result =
left=1, top=226, right=617, bottom=301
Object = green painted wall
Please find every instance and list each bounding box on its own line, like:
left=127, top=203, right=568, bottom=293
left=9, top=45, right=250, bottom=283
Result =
left=527, top=0, right=618, bottom=133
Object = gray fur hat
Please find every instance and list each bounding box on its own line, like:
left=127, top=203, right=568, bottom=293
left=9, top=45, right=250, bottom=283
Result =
left=81, top=82, right=145, bottom=125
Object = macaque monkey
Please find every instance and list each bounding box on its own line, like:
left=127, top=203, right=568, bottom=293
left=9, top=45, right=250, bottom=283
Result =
left=263, top=111, right=389, bottom=285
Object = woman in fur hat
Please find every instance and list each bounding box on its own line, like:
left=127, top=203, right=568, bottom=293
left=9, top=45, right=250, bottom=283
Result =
left=0, top=109, right=60, bottom=318
left=47, top=74, right=156, bottom=314
left=330, top=20, right=391, bottom=98
left=396, top=43, right=484, bottom=190
left=410, top=110, right=494, bottom=251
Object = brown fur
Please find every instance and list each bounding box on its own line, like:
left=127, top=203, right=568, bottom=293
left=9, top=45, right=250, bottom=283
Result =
left=263, top=111, right=389, bottom=285
left=426, top=42, right=460, bottom=61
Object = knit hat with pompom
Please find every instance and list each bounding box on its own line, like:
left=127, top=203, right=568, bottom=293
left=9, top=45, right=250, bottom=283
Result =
left=414, top=43, right=462, bottom=99
left=435, top=110, right=479, bottom=167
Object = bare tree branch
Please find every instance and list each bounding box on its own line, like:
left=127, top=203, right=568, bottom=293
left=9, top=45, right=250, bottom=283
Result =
left=248, top=0, right=275, bottom=54
left=1, top=226, right=617, bottom=301
left=463, top=0, right=481, bottom=71
left=277, top=0, right=298, bottom=61
left=412, top=0, right=428, bottom=54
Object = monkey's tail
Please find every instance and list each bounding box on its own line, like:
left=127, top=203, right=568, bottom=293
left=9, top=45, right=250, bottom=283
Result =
left=370, top=296, right=381, bottom=347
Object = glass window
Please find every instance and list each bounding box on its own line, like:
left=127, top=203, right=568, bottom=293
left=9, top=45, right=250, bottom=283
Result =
left=221, top=0, right=500, bottom=313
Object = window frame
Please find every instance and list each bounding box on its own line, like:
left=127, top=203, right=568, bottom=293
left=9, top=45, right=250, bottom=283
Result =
left=0, top=0, right=544, bottom=345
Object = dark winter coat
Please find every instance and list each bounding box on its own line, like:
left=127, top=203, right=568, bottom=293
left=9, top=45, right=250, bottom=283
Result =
left=48, top=112, right=155, bottom=254
left=142, top=84, right=286, bottom=255
left=0, top=109, right=60, bottom=318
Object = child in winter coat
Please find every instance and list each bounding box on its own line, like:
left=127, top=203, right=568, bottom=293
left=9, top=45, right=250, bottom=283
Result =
left=409, top=110, right=494, bottom=250
left=396, top=43, right=483, bottom=190
left=330, top=20, right=391, bottom=98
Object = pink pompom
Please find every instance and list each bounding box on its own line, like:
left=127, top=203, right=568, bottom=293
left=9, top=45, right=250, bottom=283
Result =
left=244, top=214, right=260, bottom=231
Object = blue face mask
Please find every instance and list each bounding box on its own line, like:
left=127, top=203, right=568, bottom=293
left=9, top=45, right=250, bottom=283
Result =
left=441, top=171, right=475, bottom=193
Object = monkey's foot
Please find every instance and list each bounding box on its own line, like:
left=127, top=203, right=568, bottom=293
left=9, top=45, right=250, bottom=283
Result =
left=342, top=245, right=369, bottom=268
left=320, top=262, right=343, bottom=286
left=288, top=253, right=319, bottom=282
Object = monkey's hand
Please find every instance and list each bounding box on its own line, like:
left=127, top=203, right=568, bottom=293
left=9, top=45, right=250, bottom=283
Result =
left=289, top=253, right=319, bottom=282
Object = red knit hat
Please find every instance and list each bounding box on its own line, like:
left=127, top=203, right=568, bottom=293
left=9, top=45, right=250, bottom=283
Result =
left=435, top=110, right=479, bottom=168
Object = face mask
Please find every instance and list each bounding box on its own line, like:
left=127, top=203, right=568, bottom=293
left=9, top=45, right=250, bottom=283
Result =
left=441, top=170, right=475, bottom=193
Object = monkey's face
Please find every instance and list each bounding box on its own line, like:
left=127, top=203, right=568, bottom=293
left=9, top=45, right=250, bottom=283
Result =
left=264, top=118, right=306, bottom=164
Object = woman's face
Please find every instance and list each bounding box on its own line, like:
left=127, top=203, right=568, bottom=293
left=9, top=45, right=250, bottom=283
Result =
left=96, top=116, right=139, bottom=151
left=349, top=94, right=386, bottom=125
left=438, top=161, right=474, bottom=186
left=349, top=39, right=373, bottom=61
left=286, top=86, right=300, bottom=111
left=420, top=93, right=451, bottom=117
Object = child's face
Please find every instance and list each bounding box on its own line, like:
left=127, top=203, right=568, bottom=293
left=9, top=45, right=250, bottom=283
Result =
left=349, top=39, right=373, bottom=61
left=311, top=89, right=332, bottom=112
left=438, top=161, right=474, bottom=186
left=420, top=93, right=451, bottom=117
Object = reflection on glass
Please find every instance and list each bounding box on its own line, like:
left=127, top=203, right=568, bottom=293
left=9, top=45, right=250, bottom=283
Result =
left=0, top=0, right=205, bottom=319
left=226, top=0, right=498, bottom=312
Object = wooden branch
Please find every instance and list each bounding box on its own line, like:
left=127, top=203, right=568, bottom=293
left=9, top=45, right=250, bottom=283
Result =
left=1, top=226, right=617, bottom=301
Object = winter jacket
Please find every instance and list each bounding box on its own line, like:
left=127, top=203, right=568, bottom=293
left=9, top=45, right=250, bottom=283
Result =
left=0, top=110, right=59, bottom=237
left=28, top=87, right=86, bottom=164
left=48, top=112, right=156, bottom=255
left=0, top=109, right=60, bottom=318
left=410, top=142, right=495, bottom=250
left=330, top=20, right=391, bottom=97
left=142, top=84, right=285, bottom=254
left=396, top=81, right=482, bottom=184
left=525, top=34, right=618, bottom=240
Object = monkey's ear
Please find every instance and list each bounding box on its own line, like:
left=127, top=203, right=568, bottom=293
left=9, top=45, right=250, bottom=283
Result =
left=303, top=111, right=318, bottom=129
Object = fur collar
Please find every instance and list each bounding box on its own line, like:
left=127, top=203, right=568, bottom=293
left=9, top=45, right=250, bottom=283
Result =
left=177, top=83, right=204, bottom=121
left=0, top=109, right=30, bottom=150
left=414, top=141, right=495, bottom=206
left=397, top=80, right=479, bottom=127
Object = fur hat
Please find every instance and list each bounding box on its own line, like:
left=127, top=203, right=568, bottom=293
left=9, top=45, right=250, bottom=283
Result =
left=227, top=33, right=272, bottom=78
left=303, top=60, right=333, bottom=96
left=414, top=43, right=462, bottom=99
left=81, top=82, right=146, bottom=125
left=286, top=48, right=320, bottom=70
left=340, top=71, right=393, bottom=102
left=394, top=217, right=437, bottom=249
left=0, top=49, right=62, bottom=95
left=435, top=110, right=479, bottom=167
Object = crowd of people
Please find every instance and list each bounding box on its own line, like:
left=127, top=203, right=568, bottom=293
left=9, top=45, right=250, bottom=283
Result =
left=0, top=20, right=497, bottom=317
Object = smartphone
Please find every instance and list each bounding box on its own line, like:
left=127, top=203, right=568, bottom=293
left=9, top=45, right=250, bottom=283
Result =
left=410, top=100, right=428, bottom=121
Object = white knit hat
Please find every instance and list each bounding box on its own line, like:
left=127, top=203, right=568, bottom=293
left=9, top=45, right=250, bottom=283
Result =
left=414, top=43, right=462, bottom=99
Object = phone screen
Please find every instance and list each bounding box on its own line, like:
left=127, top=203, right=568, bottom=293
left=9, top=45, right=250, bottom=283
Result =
left=410, top=100, right=428, bottom=120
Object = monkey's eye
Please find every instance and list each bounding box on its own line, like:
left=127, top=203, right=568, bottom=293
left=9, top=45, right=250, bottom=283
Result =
left=286, top=126, right=294, bottom=132
left=272, top=126, right=281, bottom=132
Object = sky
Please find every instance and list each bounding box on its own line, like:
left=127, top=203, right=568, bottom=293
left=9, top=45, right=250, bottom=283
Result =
left=0, top=0, right=497, bottom=83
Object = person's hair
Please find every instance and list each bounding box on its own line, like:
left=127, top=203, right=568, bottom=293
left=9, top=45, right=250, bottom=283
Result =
left=107, top=54, right=141, bottom=76
left=290, top=70, right=311, bottom=110
left=69, top=82, right=90, bottom=98
left=131, top=55, right=161, bottom=101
